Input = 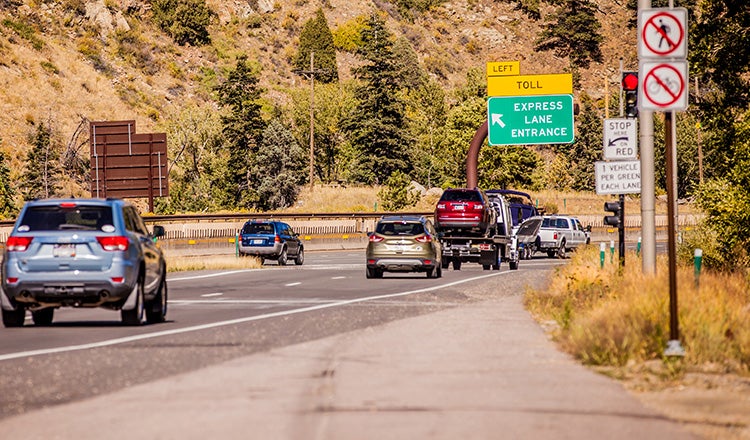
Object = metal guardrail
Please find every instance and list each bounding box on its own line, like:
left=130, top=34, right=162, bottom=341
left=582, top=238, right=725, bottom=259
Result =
left=0, top=211, right=704, bottom=242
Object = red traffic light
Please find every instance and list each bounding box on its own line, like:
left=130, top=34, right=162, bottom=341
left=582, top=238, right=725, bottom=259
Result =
left=622, top=72, right=638, bottom=91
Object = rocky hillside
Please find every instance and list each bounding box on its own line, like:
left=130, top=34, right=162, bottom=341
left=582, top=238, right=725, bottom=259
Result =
left=0, top=0, right=635, bottom=195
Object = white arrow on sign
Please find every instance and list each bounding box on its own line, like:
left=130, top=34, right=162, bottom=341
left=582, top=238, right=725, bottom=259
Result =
left=491, top=113, right=506, bottom=128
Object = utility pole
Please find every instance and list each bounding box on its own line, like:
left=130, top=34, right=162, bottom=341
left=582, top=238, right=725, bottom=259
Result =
left=295, top=52, right=322, bottom=192
left=308, top=52, right=314, bottom=192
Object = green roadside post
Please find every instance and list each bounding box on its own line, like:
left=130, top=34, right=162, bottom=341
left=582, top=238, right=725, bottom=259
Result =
left=694, top=248, right=703, bottom=287
left=235, top=232, right=239, bottom=257
left=600, top=242, right=606, bottom=268
left=610, top=240, right=615, bottom=264
left=637, top=236, right=642, bottom=257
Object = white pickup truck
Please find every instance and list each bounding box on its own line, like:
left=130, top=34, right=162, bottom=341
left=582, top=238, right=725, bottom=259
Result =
left=535, top=215, right=590, bottom=258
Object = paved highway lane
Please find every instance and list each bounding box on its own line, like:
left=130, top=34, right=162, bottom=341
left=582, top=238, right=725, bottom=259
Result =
left=0, top=250, right=563, bottom=419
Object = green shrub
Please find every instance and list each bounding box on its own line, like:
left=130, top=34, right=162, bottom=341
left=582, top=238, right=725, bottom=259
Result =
left=151, top=0, right=214, bottom=46
left=377, top=171, right=420, bottom=211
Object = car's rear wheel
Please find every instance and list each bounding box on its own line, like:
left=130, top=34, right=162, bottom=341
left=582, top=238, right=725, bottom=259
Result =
left=278, top=248, right=288, bottom=266
left=2, top=307, right=25, bottom=327
left=121, top=277, right=145, bottom=326
left=146, top=273, right=168, bottom=324
left=436, top=264, right=442, bottom=278
left=482, top=264, right=491, bottom=270
left=426, top=267, right=435, bottom=278
left=31, top=308, right=54, bottom=326
left=294, top=247, right=304, bottom=265
left=441, top=258, right=450, bottom=269
left=452, top=259, right=462, bottom=271
left=557, top=241, right=567, bottom=259
left=547, top=250, right=557, bottom=258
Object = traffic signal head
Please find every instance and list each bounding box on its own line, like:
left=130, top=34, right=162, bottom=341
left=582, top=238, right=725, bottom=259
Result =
left=604, top=201, right=622, bottom=227
left=622, top=71, right=639, bottom=118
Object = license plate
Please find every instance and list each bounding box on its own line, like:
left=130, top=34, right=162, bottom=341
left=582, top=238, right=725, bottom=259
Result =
left=53, top=244, right=76, bottom=258
left=454, top=204, right=465, bottom=211
left=252, top=239, right=263, bottom=245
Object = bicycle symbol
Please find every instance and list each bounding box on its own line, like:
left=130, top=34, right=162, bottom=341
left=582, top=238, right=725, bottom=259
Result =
left=647, top=74, right=680, bottom=95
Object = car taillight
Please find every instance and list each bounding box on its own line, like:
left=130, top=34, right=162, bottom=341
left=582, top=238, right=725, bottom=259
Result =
left=553, top=232, right=558, bottom=240
left=6, top=236, right=33, bottom=252
left=436, top=203, right=445, bottom=210
left=369, top=234, right=384, bottom=243
left=6, top=277, right=18, bottom=284
left=415, top=235, right=431, bottom=243
left=274, top=235, right=281, bottom=243
left=97, top=236, right=129, bottom=251
left=474, top=204, right=484, bottom=210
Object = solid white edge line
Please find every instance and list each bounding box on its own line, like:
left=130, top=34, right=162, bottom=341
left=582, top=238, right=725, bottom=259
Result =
left=0, top=270, right=516, bottom=362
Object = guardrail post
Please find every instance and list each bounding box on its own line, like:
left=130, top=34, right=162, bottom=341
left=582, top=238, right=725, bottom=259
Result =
left=610, top=240, right=615, bottom=264
left=694, top=248, right=703, bottom=287
left=600, top=242, right=606, bottom=268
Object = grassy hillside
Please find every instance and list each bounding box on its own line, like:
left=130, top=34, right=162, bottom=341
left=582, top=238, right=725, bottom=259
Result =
left=0, top=0, right=635, bottom=202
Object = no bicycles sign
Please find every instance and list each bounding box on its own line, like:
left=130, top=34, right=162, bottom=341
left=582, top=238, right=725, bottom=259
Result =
left=639, top=61, right=688, bottom=111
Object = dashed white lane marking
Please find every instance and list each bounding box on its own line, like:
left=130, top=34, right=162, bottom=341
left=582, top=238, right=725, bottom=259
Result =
left=284, top=282, right=302, bottom=287
left=0, top=271, right=513, bottom=361
left=201, top=292, right=224, bottom=298
left=331, top=276, right=346, bottom=280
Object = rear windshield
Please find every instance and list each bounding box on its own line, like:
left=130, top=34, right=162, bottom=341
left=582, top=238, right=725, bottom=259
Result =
left=541, top=218, right=569, bottom=228
left=242, top=223, right=275, bottom=234
left=440, top=190, right=481, bottom=202
left=17, top=206, right=113, bottom=232
left=376, top=222, right=425, bottom=236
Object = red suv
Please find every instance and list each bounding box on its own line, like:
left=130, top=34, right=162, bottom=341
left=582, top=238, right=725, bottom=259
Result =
left=434, top=188, right=496, bottom=236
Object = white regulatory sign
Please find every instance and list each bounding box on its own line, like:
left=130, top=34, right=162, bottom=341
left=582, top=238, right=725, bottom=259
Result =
left=603, top=118, right=638, bottom=160
left=638, top=8, right=688, bottom=59
left=639, top=61, right=688, bottom=111
left=595, top=160, right=641, bottom=195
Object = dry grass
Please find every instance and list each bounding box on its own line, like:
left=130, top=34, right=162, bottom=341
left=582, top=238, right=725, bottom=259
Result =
left=287, top=184, right=441, bottom=213
left=167, top=255, right=262, bottom=272
left=525, top=246, right=750, bottom=373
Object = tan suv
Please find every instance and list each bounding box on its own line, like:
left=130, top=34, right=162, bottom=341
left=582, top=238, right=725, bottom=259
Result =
left=366, top=216, right=442, bottom=279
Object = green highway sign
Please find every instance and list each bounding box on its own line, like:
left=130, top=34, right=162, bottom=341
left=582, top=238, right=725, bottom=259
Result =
left=487, top=94, right=575, bottom=146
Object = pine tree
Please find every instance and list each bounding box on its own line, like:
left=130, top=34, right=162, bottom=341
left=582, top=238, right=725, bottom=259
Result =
left=344, top=13, right=413, bottom=184
left=564, top=92, right=601, bottom=191
left=535, top=0, right=603, bottom=69
left=253, top=119, right=306, bottom=211
left=215, top=55, right=266, bottom=209
left=294, top=8, right=338, bottom=84
left=0, top=144, right=16, bottom=218
left=23, top=123, right=61, bottom=200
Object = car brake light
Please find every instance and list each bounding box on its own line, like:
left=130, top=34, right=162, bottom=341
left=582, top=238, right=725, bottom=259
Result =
left=436, top=203, right=445, bottom=210
left=274, top=235, right=281, bottom=243
left=415, top=235, right=431, bottom=243
left=424, top=259, right=433, bottom=265
left=369, top=234, right=384, bottom=243
left=554, top=232, right=558, bottom=240
left=6, top=236, right=33, bottom=252
left=474, top=204, right=484, bottom=210
left=6, top=277, right=18, bottom=284
left=97, top=236, right=129, bottom=251
left=59, top=202, right=77, bottom=208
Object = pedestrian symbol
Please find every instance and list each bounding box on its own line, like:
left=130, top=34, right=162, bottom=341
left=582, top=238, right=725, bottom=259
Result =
left=638, top=8, right=687, bottom=59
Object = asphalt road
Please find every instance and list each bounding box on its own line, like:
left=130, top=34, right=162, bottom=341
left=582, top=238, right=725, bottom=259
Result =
left=0, top=250, right=695, bottom=439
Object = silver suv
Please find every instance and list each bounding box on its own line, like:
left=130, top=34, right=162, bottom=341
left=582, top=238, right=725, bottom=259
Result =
left=1, top=198, right=167, bottom=327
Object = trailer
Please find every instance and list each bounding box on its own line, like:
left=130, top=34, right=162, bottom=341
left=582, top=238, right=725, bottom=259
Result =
left=440, top=233, right=519, bottom=271
left=438, top=192, right=519, bottom=271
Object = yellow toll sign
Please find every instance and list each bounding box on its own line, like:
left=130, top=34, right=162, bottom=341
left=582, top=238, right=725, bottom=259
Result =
left=488, top=73, right=573, bottom=97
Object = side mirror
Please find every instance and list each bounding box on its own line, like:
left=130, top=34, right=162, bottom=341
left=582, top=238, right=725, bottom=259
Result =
left=152, top=225, right=166, bottom=238
left=585, top=225, right=592, bottom=232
